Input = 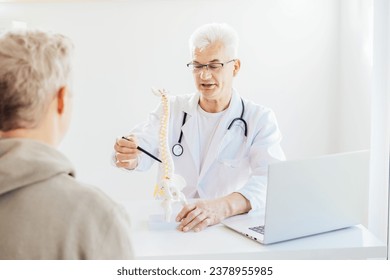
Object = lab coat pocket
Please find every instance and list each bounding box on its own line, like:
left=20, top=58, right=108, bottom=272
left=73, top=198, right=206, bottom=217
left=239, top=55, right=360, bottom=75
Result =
left=217, top=127, right=248, bottom=168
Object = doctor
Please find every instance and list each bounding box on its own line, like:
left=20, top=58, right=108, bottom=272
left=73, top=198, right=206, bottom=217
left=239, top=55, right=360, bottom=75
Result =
left=114, top=23, right=285, bottom=232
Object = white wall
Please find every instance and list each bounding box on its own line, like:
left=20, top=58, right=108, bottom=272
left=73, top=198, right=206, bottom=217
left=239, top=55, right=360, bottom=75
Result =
left=369, top=0, right=390, bottom=246
left=0, top=0, right=369, bottom=205
left=338, top=0, right=372, bottom=152
left=338, top=0, right=373, bottom=228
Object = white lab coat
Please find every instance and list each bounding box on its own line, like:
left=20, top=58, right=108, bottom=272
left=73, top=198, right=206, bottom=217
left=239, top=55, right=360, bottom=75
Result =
left=131, top=89, right=285, bottom=211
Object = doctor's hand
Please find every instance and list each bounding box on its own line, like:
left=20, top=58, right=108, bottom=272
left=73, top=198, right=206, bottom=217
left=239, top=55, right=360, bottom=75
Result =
left=176, top=193, right=252, bottom=232
left=114, top=136, right=139, bottom=170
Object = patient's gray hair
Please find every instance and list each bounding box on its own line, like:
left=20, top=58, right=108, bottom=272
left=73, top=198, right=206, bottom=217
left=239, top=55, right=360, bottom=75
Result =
left=189, top=23, right=239, bottom=58
left=0, top=29, right=74, bottom=131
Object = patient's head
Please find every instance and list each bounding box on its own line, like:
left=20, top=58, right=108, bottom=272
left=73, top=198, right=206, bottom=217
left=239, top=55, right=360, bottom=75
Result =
left=0, top=29, right=74, bottom=145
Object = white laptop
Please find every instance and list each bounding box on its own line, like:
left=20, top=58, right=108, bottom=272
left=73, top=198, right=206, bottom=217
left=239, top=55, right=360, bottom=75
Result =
left=222, top=150, right=369, bottom=244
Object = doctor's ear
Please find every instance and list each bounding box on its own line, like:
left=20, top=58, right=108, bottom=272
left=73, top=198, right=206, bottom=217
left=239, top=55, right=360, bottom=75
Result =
left=233, top=59, right=241, bottom=77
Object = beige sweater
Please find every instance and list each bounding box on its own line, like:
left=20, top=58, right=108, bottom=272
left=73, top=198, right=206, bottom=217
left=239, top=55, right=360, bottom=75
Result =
left=0, top=138, right=133, bottom=259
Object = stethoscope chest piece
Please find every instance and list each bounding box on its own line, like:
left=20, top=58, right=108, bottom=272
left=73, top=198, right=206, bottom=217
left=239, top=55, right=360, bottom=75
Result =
left=172, top=143, right=184, bottom=157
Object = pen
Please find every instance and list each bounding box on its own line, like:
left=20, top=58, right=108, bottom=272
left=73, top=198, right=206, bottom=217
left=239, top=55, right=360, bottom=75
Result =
left=121, top=136, right=162, bottom=163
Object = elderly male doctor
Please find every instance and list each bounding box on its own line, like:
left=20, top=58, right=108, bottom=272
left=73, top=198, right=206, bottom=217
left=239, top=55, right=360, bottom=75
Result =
left=114, top=23, right=285, bottom=232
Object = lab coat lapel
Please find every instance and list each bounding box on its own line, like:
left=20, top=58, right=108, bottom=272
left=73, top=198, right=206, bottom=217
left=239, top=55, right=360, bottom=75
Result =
left=198, top=90, right=242, bottom=181
left=181, top=93, right=200, bottom=175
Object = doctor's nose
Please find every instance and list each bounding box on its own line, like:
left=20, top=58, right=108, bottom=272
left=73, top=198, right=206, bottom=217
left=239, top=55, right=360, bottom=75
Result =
left=199, top=68, right=212, bottom=80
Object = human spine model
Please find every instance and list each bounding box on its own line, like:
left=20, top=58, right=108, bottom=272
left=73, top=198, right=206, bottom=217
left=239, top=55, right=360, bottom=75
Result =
left=152, top=88, right=187, bottom=222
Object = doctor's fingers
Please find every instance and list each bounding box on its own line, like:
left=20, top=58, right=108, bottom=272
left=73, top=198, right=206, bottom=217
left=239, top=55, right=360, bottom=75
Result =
left=177, top=207, right=204, bottom=231
left=114, top=142, right=138, bottom=154
left=176, top=204, right=197, bottom=222
left=115, top=160, right=134, bottom=168
left=116, top=137, right=138, bottom=148
left=115, top=152, right=137, bottom=163
left=181, top=213, right=211, bottom=232
left=193, top=218, right=212, bottom=232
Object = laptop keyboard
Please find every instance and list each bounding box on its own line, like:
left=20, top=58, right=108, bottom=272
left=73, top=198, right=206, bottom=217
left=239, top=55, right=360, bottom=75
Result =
left=249, top=225, right=265, bottom=235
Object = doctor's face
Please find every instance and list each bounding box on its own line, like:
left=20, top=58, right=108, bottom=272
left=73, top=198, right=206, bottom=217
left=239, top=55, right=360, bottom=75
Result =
left=191, top=42, right=240, bottom=107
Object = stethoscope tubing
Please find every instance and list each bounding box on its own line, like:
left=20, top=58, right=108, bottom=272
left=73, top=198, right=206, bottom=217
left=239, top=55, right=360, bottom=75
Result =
left=227, top=98, right=248, bottom=137
left=173, top=98, right=248, bottom=157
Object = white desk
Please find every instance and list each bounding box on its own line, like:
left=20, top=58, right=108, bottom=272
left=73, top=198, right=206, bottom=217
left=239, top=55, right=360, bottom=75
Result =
left=123, top=200, right=387, bottom=260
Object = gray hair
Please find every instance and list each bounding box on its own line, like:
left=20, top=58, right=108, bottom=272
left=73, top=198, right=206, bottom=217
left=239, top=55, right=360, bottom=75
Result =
left=0, top=29, right=74, bottom=131
left=189, top=23, right=239, bottom=58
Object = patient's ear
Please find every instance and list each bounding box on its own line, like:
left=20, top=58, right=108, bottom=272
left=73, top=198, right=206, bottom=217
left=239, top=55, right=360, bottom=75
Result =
left=56, top=86, right=67, bottom=115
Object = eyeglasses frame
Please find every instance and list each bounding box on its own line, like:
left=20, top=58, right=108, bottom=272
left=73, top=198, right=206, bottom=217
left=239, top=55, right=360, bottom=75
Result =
left=186, top=59, right=236, bottom=72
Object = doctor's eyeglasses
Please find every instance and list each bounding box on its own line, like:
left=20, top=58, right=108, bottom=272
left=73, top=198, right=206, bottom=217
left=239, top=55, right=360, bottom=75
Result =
left=186, top=59, right=236, bottom=73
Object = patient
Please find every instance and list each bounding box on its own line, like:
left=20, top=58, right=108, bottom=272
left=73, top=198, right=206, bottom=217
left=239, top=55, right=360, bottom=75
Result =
left=0, top=29, right=133, bottom=259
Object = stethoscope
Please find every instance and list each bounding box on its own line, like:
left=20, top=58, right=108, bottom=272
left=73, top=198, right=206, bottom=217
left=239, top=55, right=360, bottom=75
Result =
left=172, top=98, right=248, bottom=157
